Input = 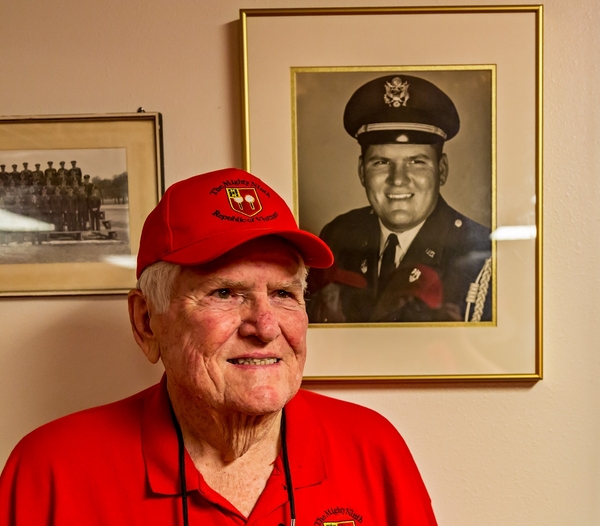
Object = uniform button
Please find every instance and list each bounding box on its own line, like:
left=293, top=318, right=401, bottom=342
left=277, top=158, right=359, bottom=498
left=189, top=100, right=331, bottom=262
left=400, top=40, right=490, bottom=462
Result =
left=454, top=219, right=462, bottom=227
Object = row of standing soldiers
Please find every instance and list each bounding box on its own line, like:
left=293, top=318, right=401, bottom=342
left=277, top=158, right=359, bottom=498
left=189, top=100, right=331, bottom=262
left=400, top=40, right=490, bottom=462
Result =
left=0, top=161, right=103, bottom=232
left=0, top=160, right=85, bottom=189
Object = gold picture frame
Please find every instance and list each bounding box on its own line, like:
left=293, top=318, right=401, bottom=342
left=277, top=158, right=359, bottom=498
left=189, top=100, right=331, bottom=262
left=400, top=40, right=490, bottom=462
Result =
left=240, top=6, right=543, bottom=382
left=0, top=112, right=164, bottom=296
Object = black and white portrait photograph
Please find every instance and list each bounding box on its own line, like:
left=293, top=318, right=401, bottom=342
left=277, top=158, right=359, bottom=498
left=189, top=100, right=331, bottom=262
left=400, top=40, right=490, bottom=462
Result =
left=0, top=148, right=129, bottom=265
left=294, top=68, right=495, bottom=325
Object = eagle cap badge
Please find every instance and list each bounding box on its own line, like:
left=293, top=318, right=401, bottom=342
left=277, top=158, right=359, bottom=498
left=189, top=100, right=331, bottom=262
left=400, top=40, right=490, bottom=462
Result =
left=384, top=76, right=410, bottom=108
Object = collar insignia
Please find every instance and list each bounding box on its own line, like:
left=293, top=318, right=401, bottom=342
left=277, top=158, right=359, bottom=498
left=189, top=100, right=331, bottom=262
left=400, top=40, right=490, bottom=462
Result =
left=226, top=187, right=262, bottom=217
left=360, top=259, right=368, bottom=274
left=426, top=248, right=435, bottom=258
left=384, top=76, right=410, bottom=108
left=409, top=268, right=422, bottom=283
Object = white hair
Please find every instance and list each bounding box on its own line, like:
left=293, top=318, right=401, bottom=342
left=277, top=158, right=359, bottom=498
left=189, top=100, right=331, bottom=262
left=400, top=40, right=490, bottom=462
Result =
left=136, top=261, right=181, bottom=314
left=136, top=239, right=309, bottom=313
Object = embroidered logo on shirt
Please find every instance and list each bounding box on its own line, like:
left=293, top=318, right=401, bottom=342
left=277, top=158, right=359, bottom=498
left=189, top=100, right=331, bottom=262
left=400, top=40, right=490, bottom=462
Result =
left=314, top=507, right=363, bottom=526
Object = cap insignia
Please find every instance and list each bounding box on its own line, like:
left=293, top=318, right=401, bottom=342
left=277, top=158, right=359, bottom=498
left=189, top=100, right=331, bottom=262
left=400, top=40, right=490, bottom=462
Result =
left=226, top=187, right=262, bottom=217
left=384, top=77, right=410, bottom=108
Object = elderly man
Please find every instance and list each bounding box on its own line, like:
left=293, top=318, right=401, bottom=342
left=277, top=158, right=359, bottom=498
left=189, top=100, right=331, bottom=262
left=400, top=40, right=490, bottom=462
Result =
left=0, top=168, right=437, bottom=525
left=307, top=74, right=492, bottom=324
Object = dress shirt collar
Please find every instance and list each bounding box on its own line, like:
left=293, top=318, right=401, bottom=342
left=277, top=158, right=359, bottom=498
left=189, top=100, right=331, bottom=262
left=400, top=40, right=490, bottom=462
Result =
left=378, top=219, right=426, bottom=266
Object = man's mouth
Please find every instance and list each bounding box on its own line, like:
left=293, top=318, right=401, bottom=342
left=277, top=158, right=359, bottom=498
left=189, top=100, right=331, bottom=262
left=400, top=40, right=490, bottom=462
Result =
left=386, top=192, right=413, bottom=200
left=227, top=358, right=280, bottom=365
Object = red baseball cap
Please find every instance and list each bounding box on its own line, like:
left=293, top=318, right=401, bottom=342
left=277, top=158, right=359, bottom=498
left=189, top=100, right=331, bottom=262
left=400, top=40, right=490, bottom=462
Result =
left=136, top=168, right=334, bottom=278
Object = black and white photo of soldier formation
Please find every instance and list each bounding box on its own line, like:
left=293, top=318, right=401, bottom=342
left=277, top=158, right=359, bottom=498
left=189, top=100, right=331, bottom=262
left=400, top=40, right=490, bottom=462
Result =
left=296, top=69, right=493, bottom=324
left=0, top=148, right=130, bottom=265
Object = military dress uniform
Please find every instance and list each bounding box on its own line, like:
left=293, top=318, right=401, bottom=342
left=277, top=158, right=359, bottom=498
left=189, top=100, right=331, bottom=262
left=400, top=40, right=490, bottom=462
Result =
left=9, top=165, right=21, bottom=186
left=307, top=197, right=491, bottom=323
left=32, top=164, right=44, bottom=187
left=69, top=161, right=83, bottom=185
left=45, top=162, right=57, bottom=186
left=307, top=74, right=492, bottom=323
left=21, top=163, right=33, bottom=185
left=55, top=162, right=69, bottom=187
left=0, top=165, right=9, bottom=184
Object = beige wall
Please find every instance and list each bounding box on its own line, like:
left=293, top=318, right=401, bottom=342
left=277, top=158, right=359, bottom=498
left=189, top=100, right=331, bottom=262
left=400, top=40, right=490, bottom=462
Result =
left=1, top=0, right=599, bottom=524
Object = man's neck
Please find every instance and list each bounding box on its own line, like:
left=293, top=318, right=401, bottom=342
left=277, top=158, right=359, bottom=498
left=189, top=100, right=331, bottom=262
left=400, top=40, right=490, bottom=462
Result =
left=167, top=380, right=282, bottom=517
left=167, top=380, right=281, bottom=463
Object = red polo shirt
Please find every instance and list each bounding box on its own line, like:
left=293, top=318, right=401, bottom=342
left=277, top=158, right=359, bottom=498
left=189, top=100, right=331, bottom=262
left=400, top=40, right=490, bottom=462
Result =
left=0, top=377, right=437, bottom=525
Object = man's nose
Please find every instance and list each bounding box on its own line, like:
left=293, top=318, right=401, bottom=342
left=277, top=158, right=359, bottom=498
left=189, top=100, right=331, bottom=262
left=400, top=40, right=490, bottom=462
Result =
left=238, top=295, right=281, bottom=342
left=387, top=163, right=409, bottom=185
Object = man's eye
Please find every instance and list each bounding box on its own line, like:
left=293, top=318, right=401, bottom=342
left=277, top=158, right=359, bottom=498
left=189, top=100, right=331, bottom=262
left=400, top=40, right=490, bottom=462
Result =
left=275, top=289, right=294, bottom=299
left=212, top=288, right=233, bottom=299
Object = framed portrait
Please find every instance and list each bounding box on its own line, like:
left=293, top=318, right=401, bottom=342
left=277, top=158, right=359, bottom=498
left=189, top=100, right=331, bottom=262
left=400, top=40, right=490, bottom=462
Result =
left=240, top=6, right=543, bottom=382
left=0, top=112, right=164, bottom=296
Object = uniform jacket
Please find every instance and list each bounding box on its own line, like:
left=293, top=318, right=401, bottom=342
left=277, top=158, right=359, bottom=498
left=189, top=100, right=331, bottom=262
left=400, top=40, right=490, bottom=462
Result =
left=307, top=196, right=492, bottom=323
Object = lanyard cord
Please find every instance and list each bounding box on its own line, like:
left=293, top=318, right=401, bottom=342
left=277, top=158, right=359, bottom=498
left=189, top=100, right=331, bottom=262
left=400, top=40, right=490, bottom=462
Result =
left=168, top=403, right=296, bottom=526
left=280, top=407, right=297, bottom=526
left=169, top=402, right=189, bottom=526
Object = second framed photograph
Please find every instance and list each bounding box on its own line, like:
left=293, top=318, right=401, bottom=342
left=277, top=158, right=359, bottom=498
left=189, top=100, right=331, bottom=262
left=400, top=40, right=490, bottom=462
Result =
left=240, top=6, right=543, bottom=381
left=0, top=112, right=163, bottom=296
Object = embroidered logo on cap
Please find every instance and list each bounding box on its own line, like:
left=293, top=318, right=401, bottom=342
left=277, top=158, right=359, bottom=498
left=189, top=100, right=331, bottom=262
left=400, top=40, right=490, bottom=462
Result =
left=384, top=76, right=410, bottom=108
left=226, top=187, right=262, bottom=217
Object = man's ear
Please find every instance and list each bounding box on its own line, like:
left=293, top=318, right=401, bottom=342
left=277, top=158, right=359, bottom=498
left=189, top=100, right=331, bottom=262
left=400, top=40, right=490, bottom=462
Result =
left=127, top=289, right=161, bottom=364
left=358, top=156, right=366, bottom=187
left=438, top=153, right=449, bottom=186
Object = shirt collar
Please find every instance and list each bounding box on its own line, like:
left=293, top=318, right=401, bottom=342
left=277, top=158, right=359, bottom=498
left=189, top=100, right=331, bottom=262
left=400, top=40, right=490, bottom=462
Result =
left=142, top=375, right=200, bottom=495
left=282, top=389, right=327, bottom=489
left=378, top=218, right=426, bottom=260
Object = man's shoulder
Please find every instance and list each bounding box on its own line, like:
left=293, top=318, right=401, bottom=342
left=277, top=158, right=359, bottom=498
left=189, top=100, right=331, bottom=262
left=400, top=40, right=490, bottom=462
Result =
left=435, top=198, right=490, bottom=234
left=319, top=206, right=378, bottom=249
left=320, top=206, right=375, bottom=234
left=292, top=389, right=401, bottom=440
left=428, top=197, right=491, bottom=251
left=9, top=384, right=156, bottom=463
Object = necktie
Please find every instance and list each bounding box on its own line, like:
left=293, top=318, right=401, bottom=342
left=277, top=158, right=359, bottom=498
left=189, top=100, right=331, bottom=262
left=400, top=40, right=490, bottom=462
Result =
left=378, top=234, right=399, bottom=292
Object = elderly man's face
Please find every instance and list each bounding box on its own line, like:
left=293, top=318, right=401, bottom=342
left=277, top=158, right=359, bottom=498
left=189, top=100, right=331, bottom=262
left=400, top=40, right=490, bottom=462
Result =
left=359, top=143, right=448, bottom=232
left=150, top=237, right=308, bottom=416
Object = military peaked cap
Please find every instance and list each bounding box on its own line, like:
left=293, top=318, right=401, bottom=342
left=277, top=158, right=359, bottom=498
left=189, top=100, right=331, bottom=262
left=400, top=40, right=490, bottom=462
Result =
left=343, top=74, right=460, bottom=146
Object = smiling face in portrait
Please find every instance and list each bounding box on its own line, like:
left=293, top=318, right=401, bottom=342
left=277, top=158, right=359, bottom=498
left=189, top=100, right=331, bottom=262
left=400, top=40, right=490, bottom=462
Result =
left=359, top=143, right=448, bottom=233
left=144, top=237, right=308, bottom=417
